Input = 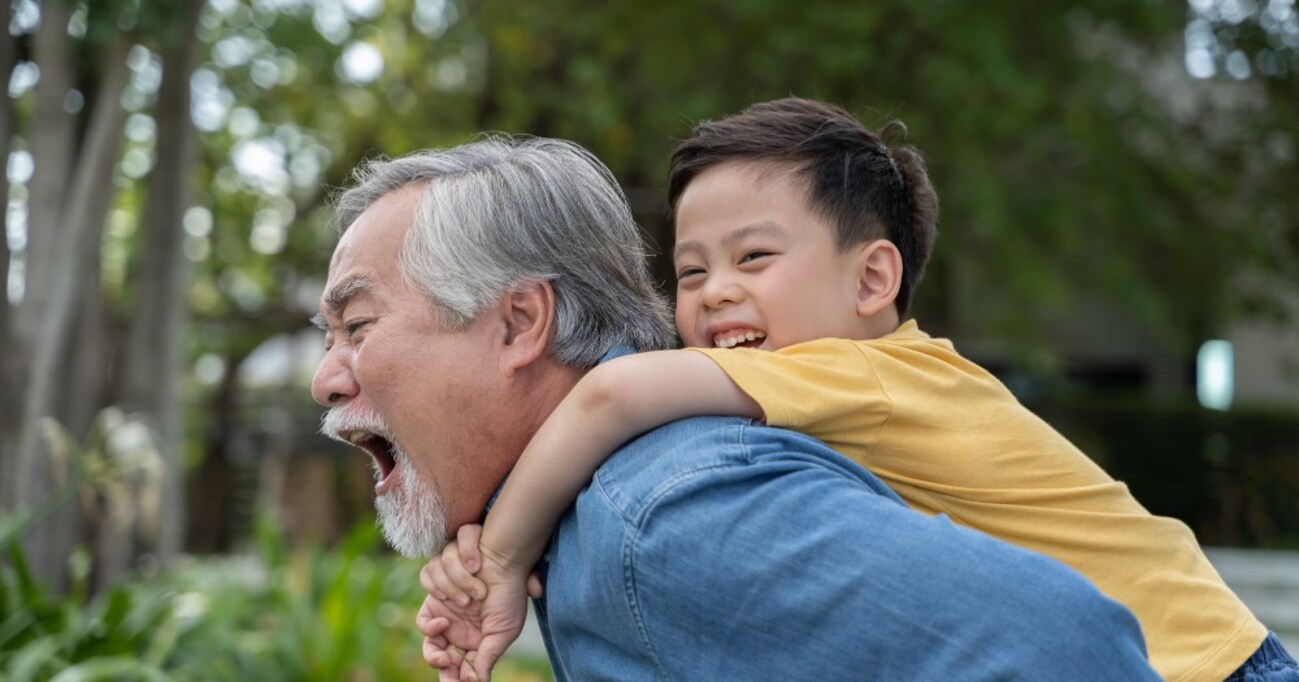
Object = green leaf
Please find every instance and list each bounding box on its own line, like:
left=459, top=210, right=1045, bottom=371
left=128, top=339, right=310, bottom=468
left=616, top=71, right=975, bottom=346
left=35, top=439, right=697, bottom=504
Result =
left=0, top=609, right=39, bottom=653
left=5, top=637, right=63, bottom=682
left=48, top=656, right=172, bottom=682
left=5, top=543, right=43, bottom=615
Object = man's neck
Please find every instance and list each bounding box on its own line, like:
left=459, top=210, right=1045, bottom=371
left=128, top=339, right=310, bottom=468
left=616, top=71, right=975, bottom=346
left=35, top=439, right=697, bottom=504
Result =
left=498, top=354, right=585, bottom=469
left=478, top=355, right=583, bottom=520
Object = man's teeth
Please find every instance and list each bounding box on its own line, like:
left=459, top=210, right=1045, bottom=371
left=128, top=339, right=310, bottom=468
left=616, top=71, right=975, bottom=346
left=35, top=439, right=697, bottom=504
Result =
left=348, top=431, right=374, bottom=444
left=713, top=330, right=766, bottom=348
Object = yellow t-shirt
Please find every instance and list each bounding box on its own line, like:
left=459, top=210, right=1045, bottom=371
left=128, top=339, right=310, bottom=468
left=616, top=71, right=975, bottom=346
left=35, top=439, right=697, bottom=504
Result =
left=693, top=321, right=1265, bottom=682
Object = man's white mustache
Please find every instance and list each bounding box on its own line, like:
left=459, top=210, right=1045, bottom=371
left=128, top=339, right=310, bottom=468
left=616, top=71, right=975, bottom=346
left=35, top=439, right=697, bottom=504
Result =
left=319, top=403, right=394, bottom=444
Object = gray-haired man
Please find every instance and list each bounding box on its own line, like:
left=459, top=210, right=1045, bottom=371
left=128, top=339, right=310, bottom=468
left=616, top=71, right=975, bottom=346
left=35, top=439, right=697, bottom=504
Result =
left=312, top=137, right=1157, bottom=679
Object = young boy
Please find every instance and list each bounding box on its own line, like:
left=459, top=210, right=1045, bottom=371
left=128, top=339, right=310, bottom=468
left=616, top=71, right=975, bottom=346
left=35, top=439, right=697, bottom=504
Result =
left=418, top=98, right=1296, bottom=681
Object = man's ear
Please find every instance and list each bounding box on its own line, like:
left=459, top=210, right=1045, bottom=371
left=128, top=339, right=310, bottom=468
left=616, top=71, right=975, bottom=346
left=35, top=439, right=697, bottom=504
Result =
left=855, top=240, right=902, bottom=318
left=495, top=280, right=557, bottom=376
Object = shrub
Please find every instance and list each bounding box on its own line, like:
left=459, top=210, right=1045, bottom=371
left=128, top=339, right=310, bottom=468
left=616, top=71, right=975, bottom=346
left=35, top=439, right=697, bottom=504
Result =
left=0, top=519, right=554, bottom=681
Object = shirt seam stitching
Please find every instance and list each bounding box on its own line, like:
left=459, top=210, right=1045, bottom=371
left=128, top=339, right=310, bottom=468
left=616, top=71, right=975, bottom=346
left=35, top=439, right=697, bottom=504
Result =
left=612, top=421, right=752, bottom=680
left=851, top=342, right=895, bottom=460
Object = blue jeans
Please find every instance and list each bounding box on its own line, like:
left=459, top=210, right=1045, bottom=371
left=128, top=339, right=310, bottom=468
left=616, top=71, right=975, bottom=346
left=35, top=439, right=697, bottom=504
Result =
left=1228, top=632, right=1299, bottom=681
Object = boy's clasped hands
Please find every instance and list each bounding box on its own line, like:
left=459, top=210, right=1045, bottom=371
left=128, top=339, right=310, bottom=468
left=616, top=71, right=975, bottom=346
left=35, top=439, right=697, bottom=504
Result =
left=417, top=524, right=542, bottom=682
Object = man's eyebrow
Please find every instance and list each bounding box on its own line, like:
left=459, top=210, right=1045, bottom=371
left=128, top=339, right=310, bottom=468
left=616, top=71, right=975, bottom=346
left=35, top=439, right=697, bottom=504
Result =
left=319, top=275, right=374, bottom=318
left=310, top=313, right=329, bottom=331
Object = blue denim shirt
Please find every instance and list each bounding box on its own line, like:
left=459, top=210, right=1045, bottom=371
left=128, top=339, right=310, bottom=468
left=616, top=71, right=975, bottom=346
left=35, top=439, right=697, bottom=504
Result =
left=530, top=358, right=1159, bottom=680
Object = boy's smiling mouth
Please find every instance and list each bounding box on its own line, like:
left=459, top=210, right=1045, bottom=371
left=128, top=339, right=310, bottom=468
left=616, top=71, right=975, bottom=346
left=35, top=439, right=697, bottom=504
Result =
left=712, top=328, right=767, bottom=348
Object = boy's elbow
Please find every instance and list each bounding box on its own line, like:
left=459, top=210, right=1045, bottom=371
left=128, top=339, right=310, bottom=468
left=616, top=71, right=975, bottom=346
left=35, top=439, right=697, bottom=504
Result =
left=575, top=360, right=636, bottom=418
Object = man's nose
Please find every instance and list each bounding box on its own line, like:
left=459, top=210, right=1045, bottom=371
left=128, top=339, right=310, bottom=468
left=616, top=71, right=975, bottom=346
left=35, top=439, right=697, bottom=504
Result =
left=311, top=347, right=359, bottom=407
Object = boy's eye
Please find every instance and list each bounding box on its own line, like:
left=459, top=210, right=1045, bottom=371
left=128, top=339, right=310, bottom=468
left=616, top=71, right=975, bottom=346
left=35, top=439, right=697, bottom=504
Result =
left=676, top=266, right=706, bottom=281
left=739, top=250, right=773, bottom=264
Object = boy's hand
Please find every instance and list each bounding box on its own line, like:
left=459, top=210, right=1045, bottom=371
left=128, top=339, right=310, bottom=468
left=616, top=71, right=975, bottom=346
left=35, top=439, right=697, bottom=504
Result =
left=417, top=524, right=538, bottom=680
left=421, top=525, right=489, bottom=611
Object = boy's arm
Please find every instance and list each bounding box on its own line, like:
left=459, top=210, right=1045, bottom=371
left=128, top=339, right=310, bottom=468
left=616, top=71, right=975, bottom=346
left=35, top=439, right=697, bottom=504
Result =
left=480, top=349, right=762, bottom=575
left=419, top=531, right=530, bottom=681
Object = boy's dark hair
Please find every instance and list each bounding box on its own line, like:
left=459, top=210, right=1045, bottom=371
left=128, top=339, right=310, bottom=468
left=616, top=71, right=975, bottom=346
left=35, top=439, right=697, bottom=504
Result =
left=667, top=97, right=939, bottom=318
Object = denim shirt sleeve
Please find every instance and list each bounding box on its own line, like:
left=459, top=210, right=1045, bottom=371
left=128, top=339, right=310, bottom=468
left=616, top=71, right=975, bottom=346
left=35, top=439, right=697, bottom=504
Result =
left=535, top=416, right=1158, bottom=681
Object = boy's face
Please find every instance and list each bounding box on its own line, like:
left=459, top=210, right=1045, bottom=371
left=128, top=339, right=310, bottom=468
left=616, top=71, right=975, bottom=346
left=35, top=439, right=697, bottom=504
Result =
left=673, top=161, right=870, bottom=350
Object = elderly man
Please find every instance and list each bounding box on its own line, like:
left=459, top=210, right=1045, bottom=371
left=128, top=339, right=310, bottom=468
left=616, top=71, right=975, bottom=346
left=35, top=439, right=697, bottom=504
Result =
left=312, top=137, right=1158, bottom=679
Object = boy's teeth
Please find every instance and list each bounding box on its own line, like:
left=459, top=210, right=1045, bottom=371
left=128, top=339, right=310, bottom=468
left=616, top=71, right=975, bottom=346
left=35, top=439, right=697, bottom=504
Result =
left=713, top=330, right=766, bottom=348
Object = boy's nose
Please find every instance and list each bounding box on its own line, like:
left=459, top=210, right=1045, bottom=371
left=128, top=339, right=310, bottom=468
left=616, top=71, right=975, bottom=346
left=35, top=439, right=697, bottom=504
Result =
left=311, top=347, right=359, bottom=407
left=701, top=276, right=744, bottom=309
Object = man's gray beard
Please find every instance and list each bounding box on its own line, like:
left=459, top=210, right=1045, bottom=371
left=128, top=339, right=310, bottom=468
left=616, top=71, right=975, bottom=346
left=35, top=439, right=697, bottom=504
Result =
left=373, top=441, right=448, bottom=559
left=320, top=406, right=448, bottom=558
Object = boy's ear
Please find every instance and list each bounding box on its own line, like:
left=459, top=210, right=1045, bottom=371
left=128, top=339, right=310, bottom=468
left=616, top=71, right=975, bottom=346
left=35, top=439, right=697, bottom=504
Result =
left=494, top=280, right=556, bottom=376
left=854, top=240, right=903, bottom=318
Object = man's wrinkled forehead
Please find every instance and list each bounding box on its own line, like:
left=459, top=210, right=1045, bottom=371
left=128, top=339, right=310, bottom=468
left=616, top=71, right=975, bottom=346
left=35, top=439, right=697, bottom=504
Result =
left=318, top=185, right=424, bottom=311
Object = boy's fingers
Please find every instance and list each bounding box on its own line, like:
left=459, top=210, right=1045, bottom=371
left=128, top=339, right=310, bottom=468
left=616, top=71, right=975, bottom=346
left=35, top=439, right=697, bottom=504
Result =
left=420, top=560, right=448, bottom=598
left=440, top=543, right=487, bottom=603
left=429, top=555, right=470, bottom=606
left=456, top=524, right=483, bottom=574
left=526, top=573, right=544, bottom=599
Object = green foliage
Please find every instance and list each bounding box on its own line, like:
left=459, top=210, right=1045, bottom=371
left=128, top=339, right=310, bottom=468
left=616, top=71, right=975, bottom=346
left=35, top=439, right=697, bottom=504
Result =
left=176, top=0, right=1299, bottom=369
left=1, top=541, right=174, bottom=681
left=0, top=519, right=554, bottom=681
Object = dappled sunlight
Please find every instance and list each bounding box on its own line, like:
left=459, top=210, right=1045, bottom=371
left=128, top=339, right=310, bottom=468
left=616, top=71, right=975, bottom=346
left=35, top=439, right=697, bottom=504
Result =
left=0, top=0, right=1296, bottom=677
left=1185, top=0, right=1298, bottom=79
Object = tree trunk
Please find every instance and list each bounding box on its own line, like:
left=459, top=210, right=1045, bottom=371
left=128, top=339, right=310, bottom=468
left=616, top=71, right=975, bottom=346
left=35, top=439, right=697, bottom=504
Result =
left=0, top=11, right=19, bottom=494
left=12, top=35, right=131, bottom=587
left=4, top=2, right=75, bottom=519
left=14, top=3, right=74, bottom=338
left=188, top=349, right=250, bottom=553
left=111, top=0, right=203, bottom=586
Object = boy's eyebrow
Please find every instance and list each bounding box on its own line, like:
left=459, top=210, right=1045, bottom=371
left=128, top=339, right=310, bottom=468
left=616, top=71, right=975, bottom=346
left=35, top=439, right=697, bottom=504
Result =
left=315, top=275, right=374, bottom=324
left=672, top=240, right=704, bottom=261
left=673, top=221, right=790, bottom=261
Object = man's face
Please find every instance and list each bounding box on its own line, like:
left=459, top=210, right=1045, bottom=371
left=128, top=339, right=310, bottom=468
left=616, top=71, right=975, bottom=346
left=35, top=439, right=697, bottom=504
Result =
left=312, top=186, right=505, bottom=558
left=673, top=162, right=868, bottom=351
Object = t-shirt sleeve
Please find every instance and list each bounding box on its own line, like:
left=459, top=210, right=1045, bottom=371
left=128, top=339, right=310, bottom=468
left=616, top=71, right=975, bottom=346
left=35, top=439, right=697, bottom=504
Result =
left=689, top=339, right=892, bottom=453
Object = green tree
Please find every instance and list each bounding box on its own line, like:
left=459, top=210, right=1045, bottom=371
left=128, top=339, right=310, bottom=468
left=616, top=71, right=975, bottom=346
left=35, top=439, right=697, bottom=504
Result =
left=3, top=0, right=203, bottom=591
left=3, top=0, right=1295, bottom=589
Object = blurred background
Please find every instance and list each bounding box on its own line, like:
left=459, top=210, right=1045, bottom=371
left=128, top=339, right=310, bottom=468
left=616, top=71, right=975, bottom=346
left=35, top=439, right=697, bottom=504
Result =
left=1, top=0, right=1297, bottom=679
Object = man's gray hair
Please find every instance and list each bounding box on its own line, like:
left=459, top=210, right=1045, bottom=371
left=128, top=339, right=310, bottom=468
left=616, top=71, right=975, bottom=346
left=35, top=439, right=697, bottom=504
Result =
left=334, top=136, right=675, bottom=366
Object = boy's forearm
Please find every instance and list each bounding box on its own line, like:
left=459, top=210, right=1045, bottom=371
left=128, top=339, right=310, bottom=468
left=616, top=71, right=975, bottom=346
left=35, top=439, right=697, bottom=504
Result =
left=480, top=350, right=762, bottom=573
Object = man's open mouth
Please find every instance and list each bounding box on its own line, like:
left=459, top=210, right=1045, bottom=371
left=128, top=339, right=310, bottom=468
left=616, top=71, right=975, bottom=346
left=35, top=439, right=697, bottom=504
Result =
left=343, top=430, right=397, bottom=486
